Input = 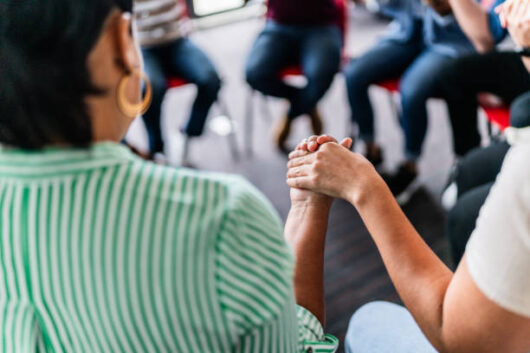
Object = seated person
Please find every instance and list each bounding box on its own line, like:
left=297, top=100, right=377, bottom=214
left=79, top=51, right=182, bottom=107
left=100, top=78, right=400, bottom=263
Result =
left=446, top=89, right=530, bottom=265
left=287, top=91, right=530, bottom=351
left=245, top=0, right=342, bottom=153
left=0, top=1, right=339, bottom=351
left=134, top=0, right=221, bottom=159
left=344, top=0, right=507, bottom=196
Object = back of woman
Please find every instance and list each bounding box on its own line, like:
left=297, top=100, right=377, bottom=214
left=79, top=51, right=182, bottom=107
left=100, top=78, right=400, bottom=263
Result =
left=0, top=0, right=338, bottom=351
left=0, top=145, right=297, bottom=351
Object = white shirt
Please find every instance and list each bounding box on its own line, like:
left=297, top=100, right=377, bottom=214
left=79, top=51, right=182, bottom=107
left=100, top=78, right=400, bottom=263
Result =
left=466, top=133, right=530, bottom=318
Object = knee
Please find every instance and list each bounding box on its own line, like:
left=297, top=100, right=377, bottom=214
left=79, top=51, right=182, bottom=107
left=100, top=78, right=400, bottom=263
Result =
left=399, top=80, right=429, bottom=108
left=196, top=69, right=221, bottom=96
left=245, top=61, right=266, bottom=89
left=344, top=62, right=372, bottom=95
left=346, top=302, right=399, bottom=351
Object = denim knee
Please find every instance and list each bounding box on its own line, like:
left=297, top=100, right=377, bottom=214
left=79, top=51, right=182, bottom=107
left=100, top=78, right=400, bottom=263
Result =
left=196, top=70, right=221, bottom=97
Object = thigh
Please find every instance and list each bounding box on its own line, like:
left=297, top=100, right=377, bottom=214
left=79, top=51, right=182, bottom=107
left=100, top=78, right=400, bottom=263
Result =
left=344, top=39, right=422, bottom=87
left=300, top=26, right=342, bottom=77
left=346, top=302, right=437, bottom=353
left=245, top=23, right=300, bottom=75
left=445, top=52, right=530, bottom=102
left=400, top=49, right=452, bottom=98
left=165, top=38, right=219, bottom=85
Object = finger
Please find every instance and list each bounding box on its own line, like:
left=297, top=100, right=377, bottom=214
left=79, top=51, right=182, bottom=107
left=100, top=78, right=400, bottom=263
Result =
left=289, top=149, right=309, bottom=160
left=286, top=164, right=311, bottom=178
left=308, top=141, right=320, bottom=152
left=316, top=135, right=338, bottom=144
left=296, top=138, right=308, bottom=151
left=340, top=138, right=354, bottom=150
left=286, top=176, right=314, bottom=190
left=287, top=153, right=316, bottom=168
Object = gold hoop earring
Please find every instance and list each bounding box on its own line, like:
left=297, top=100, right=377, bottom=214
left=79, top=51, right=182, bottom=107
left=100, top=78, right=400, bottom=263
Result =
left=117, top=69, right=152, bottom=118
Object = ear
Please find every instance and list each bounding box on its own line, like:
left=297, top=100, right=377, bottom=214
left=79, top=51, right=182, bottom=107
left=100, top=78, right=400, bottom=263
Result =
left=115, top=12, right=141, bottom=73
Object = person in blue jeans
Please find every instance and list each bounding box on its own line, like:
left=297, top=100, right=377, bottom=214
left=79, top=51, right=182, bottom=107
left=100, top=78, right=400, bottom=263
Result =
left=245, top=0, right=342, bottom=153
left=344, top=0, right=507, bottom=196
left=134, top=0, right=221, bottom=158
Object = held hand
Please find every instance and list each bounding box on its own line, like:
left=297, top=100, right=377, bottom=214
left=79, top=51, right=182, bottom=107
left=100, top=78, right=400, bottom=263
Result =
left=287, top=141, right=382, bottom=206
left=288, top=136, right=353, bottom=209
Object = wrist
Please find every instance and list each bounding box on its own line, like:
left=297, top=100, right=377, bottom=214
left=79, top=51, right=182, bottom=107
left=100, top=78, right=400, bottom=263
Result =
left=346, top=171, right=388, bottom=208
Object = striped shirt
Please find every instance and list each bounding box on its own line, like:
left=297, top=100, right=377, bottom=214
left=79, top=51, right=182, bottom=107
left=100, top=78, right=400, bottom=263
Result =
left=134, top=0, right=190, bottom=48
left=0, top=142, right=338, bottom=352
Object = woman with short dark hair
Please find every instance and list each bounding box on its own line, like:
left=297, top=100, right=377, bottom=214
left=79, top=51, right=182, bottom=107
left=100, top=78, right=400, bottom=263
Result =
left=0, top=1, right=337, bottom=351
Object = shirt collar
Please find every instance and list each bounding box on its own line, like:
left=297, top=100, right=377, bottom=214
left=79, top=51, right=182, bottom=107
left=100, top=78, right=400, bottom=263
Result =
left=0, top=142, right=137, bottom=178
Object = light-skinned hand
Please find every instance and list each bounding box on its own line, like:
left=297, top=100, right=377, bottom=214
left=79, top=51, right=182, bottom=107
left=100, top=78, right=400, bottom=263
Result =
left=287, top=137, right=382, bottom=206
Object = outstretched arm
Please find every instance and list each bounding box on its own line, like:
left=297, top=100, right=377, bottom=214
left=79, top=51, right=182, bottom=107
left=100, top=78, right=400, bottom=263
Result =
left=284, top=136, right=352, bottom=325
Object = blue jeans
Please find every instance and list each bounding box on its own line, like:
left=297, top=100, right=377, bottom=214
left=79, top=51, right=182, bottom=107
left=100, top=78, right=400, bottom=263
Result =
left=142, top=38, right=221, bottom=153
left=344, top=38, right=454, bottom=159
left=245, top=21, right=342, bottom=119
left=345, top=302, right=437, bottom=353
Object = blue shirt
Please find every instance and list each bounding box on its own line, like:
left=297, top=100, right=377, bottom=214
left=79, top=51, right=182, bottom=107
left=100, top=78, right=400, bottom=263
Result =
left=378, top=0, right=508, bottom=57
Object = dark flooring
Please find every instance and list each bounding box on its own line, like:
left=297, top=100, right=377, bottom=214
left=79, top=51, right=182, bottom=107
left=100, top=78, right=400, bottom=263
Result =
left=126, top=7, right=463, bottom=351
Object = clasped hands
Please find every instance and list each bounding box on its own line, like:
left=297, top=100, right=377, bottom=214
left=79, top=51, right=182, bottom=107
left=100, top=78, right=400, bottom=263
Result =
left=287, top=135, right=385, bottom=209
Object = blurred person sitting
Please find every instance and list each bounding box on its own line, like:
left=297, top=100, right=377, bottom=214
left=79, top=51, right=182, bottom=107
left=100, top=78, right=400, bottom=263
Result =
left=444, top=0, right=530, bottom=265
left=344, top=0, right=508, bottom=197
left=244, top=0, right=342, bottom=153
left=0, top=0, right=339, bottom=351
left=134, top=0, right=221, bottom=160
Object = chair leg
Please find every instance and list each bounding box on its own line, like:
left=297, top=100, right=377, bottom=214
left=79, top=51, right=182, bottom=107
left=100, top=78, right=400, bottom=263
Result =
left=216, top=96, right=240, bottom=162
left=246, top=89, right=255, bottom=157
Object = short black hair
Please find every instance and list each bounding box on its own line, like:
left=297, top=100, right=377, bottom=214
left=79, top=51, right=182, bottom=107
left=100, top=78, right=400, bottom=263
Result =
left=0, top=0, right=133, bottom=149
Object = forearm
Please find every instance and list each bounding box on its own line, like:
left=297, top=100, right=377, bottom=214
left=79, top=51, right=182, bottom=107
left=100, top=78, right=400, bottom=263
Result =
left=349, top=179, right=453, bottom=351
left=449, top=0, right=495, bottom=52
left=285, top=203, right=331, bottom=326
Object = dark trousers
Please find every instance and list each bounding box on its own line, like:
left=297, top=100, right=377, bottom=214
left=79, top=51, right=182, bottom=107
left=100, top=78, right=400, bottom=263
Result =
left=446, top=142, right=510, bottom=265
left=343, top=20, right=455, bottom=159
left=245, top=21, right=342, bottom=119
left=142, top=38, right=221, bottom=153
left=440, top=51, right=530, bottom=157
left=446, top=91, right=530, bottom=265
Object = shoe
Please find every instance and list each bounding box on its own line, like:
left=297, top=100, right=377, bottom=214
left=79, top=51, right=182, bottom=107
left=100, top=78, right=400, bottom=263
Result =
left=365, top=144, right=384, bottom=167
left=274, top=115, right=293, bottom=154
left=309, top=108, right=323, bottom=135
left=382, top=163, right=418, bottom=197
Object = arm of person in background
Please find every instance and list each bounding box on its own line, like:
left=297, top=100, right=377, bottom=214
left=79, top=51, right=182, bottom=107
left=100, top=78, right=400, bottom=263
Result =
left=284, top=136, right=353, bottom=325
left=497, top=0, right=530, bottom=71
left=448, top=0, right=501, bottom=52
left=286, top=136, right=530, bottom=352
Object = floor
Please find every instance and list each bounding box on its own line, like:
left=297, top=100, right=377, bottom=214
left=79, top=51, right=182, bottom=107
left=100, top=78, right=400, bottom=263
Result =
left=127, top=7, right=457, bottom=351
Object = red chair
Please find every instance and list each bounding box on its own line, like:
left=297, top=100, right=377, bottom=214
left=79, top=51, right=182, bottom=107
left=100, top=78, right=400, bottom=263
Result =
left=245, top=0, right=349, bottom=156
left=166, top=77, right=239, bottom=164
left=373, top=78, right=511, bottom=138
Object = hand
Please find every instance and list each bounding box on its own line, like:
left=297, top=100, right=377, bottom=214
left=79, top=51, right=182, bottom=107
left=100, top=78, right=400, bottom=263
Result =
left=496, top=0, right=530, bottom=47
left=288, top=135, right=353, bottom=209
left=287, top=136, right=383, bottom=206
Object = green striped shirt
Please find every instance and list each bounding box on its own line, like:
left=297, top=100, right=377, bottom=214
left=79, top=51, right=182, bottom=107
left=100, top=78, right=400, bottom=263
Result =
left=0, top=142, right=338, bottom=353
